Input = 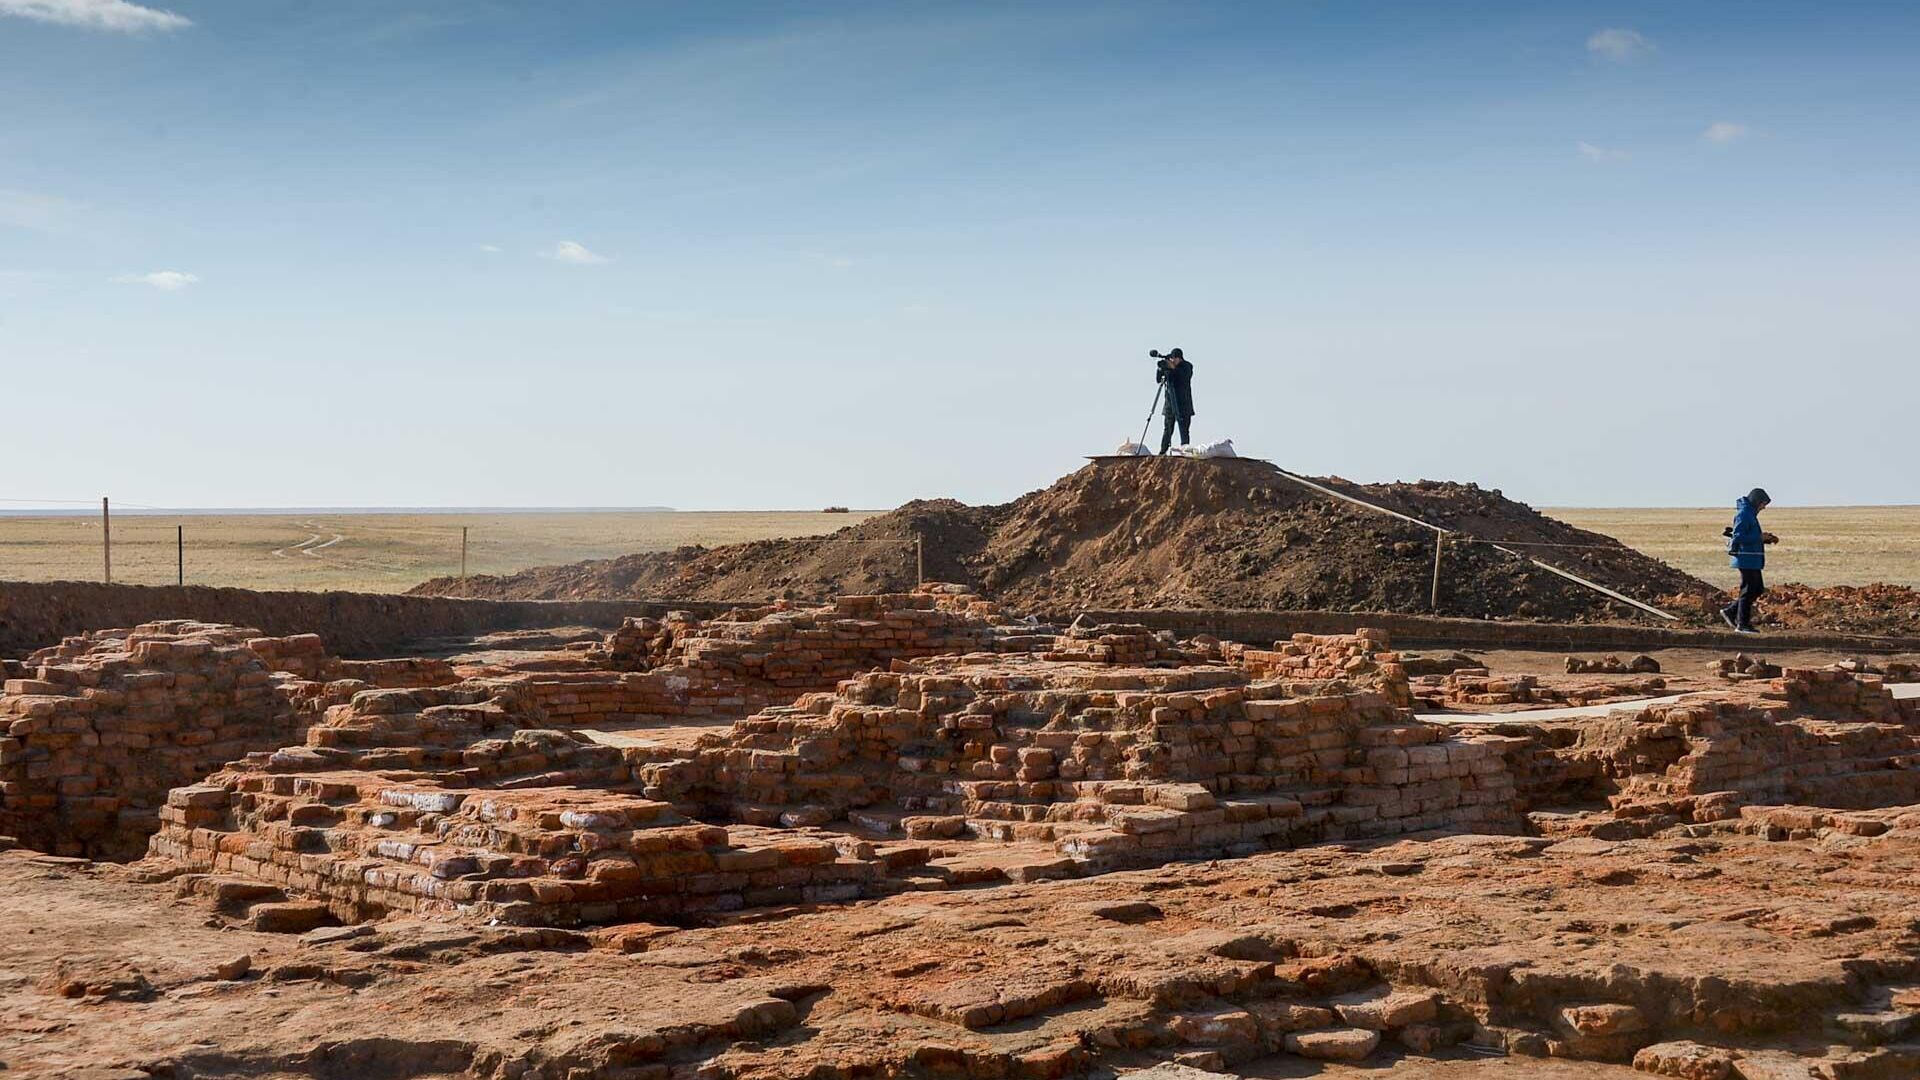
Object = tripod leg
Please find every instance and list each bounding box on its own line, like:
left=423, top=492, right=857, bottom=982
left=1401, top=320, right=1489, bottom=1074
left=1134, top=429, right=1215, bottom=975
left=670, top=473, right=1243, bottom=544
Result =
left=1138, top=385, right=1164, bottom=448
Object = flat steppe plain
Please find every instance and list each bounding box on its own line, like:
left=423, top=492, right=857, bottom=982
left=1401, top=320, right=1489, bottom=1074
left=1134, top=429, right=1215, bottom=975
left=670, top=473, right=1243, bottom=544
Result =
left=1548, top=505, right=1920, bottom=590
left=0, top=510, right=879, bottom=593
left=3, top=505, right=1915, bottom=594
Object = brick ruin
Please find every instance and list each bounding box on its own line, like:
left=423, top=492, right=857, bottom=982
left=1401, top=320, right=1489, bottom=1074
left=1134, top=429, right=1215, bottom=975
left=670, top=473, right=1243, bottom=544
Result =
left=465, top=589, right=1054, bottom=731
left=0, top=620, right=455, bottom=859
left=1411, top=667, right=1668, bottom=710
left=147, top=621, right=1520, bottom=928
left=1483, top=665, right=1920, bottom=828
left=6, top=590, right=1920, bottom=1075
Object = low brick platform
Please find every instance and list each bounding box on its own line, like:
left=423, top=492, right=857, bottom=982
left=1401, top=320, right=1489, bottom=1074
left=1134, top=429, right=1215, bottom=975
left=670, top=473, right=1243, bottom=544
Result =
left=143, top=626, right=1524, bottom=927
left=480, top=588, right=1053, bottom=730
left=1480, top=665, right=1920, bottom=825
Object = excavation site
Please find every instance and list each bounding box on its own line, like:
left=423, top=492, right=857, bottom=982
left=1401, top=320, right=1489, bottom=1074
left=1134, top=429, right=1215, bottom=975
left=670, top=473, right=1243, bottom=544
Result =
left=4, top=458, right=1919, bottom=1080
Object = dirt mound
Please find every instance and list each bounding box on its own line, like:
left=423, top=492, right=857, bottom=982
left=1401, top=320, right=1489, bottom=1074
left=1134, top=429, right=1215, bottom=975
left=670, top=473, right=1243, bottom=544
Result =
left=415, top=458, right=1720, bottom=621
left=416, top=499, right=1004, bottom=604
left=1751, top=583, right=1920, bottom=637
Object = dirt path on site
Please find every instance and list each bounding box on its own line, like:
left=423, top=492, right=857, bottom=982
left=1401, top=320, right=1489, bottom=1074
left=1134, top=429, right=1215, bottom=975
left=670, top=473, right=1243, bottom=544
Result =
left=269, top=520, right=347, bottom=561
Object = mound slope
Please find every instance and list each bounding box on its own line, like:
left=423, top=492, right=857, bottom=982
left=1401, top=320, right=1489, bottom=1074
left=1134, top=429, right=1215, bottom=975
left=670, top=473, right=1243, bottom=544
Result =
left=414, top=458, right=1720, bottom=621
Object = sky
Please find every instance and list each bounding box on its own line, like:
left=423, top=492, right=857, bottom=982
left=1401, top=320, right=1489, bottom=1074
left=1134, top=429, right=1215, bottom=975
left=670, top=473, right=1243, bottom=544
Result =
left=2, top=0, right=1917, bottom=511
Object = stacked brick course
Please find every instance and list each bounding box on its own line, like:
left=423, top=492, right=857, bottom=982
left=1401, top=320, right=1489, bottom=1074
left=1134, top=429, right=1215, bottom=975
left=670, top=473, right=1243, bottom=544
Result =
left=1412, top=671, right=1666, bottom=711
left=245, top=631, right=457, bottom=689
left=1225, top=630, right=1415, bottom=709
left=1485, top=668, right=1920, bottom=821
left=498, top=590, right=1049, bottom=729
left=654, top=654, right=1519, bottom=869
left=146, top=630, right=1523, bottom=926
left=1, top=621, right=460, bottom=859
left=1776, top=665, right=1920, bottom=723
left=1, top=622, right=303, bottom=858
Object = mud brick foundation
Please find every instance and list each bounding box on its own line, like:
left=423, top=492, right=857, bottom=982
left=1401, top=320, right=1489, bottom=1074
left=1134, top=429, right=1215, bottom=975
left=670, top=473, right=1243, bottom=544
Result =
left=1412, top=670, right=1666, bottom=710
left=1, top=622, right=307, bottom=858
left=146, top=629, right=1522, bottom=927
left=1227, top=630, right=1415, bottom=709
left=1480, top=667, right=1920, bottom=821
left=1, top=621, right=460, bottom=859
left=514, top=589, right=1051, bottom=727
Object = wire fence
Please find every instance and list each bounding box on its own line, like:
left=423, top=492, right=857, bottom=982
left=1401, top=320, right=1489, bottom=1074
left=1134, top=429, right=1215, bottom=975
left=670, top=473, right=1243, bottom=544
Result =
left=2, top=494, right=1910, bottom=609
left=0, top=497, right=920, bottom=595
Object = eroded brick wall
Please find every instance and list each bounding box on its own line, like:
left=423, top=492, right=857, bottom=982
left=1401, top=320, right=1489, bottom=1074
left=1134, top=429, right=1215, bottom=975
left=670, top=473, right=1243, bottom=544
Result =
left=0, top=622, right=306, bottom=858
left=500, top=590, right=1051, bottom=728
left=0, top=620, right=461, bottom=859
left=1483, top=667, right=1920, bottom=818
left=147, top=635, right=1521, bottom=927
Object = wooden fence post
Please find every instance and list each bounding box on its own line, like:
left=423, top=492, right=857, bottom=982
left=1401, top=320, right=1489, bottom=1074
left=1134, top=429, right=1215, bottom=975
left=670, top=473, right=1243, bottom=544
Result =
left=1430, top=532, right=1444, bottom=613
left=460, top=526, right=469, bottom=580
left=102, top=496, right=111, bottom=584
left=177, top=524, right=184, bottom=586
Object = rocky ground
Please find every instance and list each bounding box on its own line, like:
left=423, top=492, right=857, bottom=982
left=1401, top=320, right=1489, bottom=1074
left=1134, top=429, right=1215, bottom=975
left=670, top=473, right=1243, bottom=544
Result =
left=1752, top=585, right=1920, bottom=638
left=5, top=812, right=1918, bottom=1079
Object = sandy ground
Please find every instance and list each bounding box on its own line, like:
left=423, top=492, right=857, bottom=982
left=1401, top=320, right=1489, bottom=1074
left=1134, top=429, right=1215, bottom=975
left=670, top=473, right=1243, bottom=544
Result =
left=1550, top=505, right=1920, bottom=589
left=0, top=510, right=879, bottom=593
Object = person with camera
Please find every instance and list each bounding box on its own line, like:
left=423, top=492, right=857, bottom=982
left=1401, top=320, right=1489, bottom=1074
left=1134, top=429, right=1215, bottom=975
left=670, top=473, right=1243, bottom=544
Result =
left=1721, top=487, right=1779, bottom=634
left=1150, top=347, right=1195, bottom=455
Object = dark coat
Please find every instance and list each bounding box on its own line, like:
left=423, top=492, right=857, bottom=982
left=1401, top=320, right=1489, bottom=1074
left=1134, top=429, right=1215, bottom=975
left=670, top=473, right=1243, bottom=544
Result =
left=1156, top=359, right=1195, bottom=419
left=1728, top=497, right=1765, bottom=570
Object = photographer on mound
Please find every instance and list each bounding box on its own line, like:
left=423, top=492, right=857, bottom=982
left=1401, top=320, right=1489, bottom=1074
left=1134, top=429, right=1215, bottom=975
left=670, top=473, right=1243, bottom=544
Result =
left=1150, top=348, right=1195, bottom=455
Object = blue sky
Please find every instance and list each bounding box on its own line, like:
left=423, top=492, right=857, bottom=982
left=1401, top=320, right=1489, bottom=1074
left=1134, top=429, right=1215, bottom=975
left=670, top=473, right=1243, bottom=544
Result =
left=2, top=0, right=1916, bottom=509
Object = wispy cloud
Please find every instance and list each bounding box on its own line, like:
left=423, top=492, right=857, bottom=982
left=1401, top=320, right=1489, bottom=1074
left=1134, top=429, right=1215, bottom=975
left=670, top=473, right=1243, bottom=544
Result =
left=544, top=240, right=610, bottom=265
left=1586, top=28, right=1652, bottom=63
left=1703, top=121, right=1749, bottom=144
left=1576, top=141, right=1628, bottom=163
left=112, top=270, right=198, bottom=291
left=0, top=0, right=191, bottom=32
left=477, top=243, right=503, bottom=253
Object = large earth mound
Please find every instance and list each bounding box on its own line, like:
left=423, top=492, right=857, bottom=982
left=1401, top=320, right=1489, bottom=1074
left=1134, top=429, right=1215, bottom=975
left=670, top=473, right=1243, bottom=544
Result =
left=415, top=458, right=1721, bottom=621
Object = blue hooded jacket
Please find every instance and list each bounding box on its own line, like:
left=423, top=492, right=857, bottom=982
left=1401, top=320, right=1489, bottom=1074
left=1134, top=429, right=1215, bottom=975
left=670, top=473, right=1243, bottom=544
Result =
left=1728, top=497, right=1765, bottom=570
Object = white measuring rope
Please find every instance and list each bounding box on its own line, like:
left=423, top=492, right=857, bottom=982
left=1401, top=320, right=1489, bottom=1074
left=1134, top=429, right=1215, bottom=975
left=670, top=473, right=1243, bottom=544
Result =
left=1266, top=466, right=1681, bottom=621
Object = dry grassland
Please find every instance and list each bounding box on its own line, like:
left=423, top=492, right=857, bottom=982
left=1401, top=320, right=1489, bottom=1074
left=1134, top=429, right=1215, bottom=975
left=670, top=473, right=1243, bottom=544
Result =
left=0, top=511, right=879, bottom=594
left=6, top=506, right=1916, bottom=595
left=1549, top=506, right=1920, bottom=589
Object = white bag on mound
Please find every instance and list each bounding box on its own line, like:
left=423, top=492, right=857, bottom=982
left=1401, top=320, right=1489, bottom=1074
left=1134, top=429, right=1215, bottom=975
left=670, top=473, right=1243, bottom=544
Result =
left=1169, top=444, right=1201, bottom=458
left=1200, top=439, right=1238, bottom=458
left=1115, top=440, right=1152, bottom=456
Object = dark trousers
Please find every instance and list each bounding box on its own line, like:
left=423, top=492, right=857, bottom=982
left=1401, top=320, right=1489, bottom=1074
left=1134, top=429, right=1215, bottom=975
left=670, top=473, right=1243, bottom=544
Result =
left=1160, top=412, right=1191, bottom=453
left=1725, top=567, right=1765, bottom=629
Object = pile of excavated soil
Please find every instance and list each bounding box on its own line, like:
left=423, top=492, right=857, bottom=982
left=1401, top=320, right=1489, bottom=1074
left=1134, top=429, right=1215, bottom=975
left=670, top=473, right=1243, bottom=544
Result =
left=1751, top=583, right=1920, bottom=637
left=416, top=458, right=1720, bottom=623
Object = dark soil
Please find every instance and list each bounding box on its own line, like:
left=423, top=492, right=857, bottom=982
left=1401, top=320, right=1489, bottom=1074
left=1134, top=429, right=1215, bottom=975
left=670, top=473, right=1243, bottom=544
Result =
left=413, top=458, right=1721, bottom=623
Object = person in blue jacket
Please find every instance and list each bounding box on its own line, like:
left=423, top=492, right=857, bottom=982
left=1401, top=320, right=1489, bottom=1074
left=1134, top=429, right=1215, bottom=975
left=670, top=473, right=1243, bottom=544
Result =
left=1720, top=487, right=1778, bottom=634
